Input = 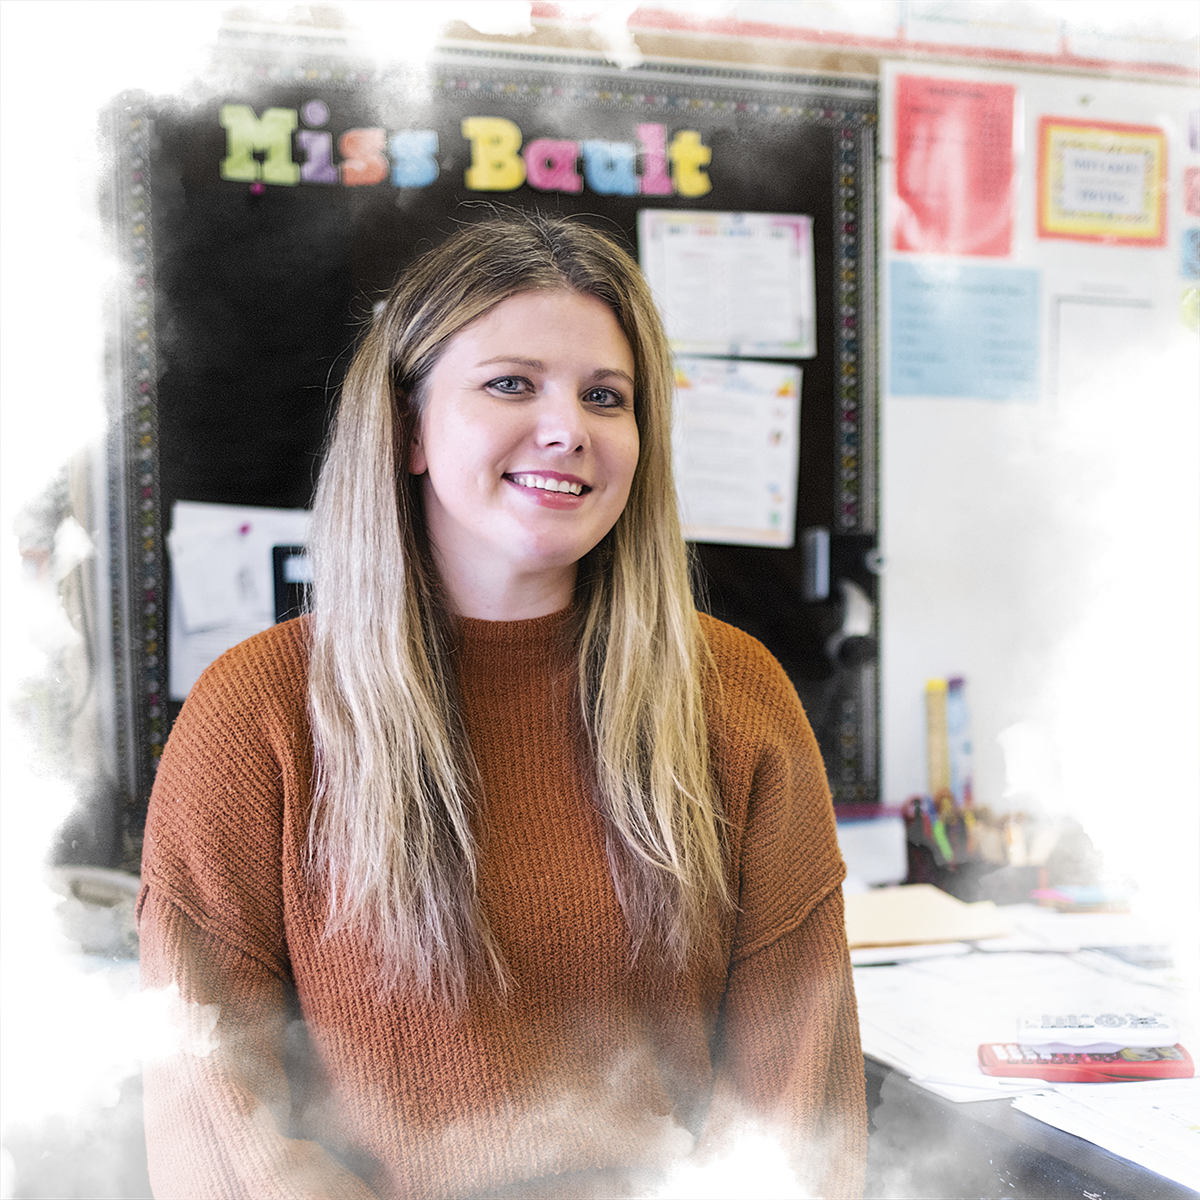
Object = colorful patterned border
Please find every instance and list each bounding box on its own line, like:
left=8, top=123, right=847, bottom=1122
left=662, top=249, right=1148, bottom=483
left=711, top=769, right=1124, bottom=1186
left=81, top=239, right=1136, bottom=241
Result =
left=111, top=50, right=879, bottom=828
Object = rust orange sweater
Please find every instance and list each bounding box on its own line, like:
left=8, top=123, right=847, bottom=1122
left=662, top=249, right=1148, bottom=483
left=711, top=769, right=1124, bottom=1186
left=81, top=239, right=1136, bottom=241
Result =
left=139, top=611, right=866, bottom=1199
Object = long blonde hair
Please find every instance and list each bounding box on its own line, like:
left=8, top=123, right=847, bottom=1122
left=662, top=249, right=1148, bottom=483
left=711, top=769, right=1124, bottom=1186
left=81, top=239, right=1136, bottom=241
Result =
left=307, top=214, right=728, bottom=1007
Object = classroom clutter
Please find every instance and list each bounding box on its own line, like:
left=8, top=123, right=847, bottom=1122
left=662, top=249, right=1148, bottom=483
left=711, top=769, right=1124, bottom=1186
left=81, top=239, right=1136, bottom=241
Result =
left=903, top=676, right=1128, bottom=909
left=1027, top=878, right=1156, bottom=912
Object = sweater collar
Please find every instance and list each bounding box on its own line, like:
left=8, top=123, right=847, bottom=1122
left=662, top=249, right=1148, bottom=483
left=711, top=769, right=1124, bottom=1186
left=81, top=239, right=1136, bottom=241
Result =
left=452, top=606, right=575, bottom=680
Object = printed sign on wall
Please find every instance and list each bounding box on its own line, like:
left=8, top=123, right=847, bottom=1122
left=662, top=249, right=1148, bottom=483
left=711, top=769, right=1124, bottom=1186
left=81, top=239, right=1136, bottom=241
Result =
left=893, top=74, right=1017, bottom=257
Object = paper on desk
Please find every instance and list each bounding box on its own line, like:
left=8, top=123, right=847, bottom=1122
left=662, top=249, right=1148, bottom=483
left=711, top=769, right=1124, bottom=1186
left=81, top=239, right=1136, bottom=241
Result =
left=854, top=950, right=1198, bottom=1103
left=974, top=904, right=1170, bottom=954
left=1069, top=948, right=1193, bottom=993
left=1013, top=1079, right=1200, bottom=1192
left=0, top=950, right=139, bottom=1017
left=850, top=941, right=972, bottom=967
left=844, top=883, right=1011, bottom=948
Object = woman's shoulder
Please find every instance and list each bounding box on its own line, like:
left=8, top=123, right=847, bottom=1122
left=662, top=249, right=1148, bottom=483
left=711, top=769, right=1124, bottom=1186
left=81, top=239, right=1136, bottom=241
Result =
left=159, top=617, right=314, bottom=783
left=694, top=609, right=825, bottom=788
left=696, top=612, right=799, bottom=714
left=184, top=616, right=312, bottom=716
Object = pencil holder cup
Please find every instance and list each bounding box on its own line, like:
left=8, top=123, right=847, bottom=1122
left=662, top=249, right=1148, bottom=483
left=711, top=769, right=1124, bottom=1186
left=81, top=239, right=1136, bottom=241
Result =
left=902, top=801, right=1046, bottom=902
left=902, top=806, right=979, bottom=902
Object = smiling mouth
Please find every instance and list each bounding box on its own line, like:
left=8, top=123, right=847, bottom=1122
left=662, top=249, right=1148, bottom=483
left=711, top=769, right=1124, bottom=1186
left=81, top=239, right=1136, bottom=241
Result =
left=507, top=473, right=590, bottom=496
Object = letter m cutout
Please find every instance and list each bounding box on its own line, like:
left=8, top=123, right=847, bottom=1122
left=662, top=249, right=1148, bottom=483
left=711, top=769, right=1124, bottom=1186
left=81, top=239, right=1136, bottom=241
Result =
left=219, top=105, right=300, bottom=185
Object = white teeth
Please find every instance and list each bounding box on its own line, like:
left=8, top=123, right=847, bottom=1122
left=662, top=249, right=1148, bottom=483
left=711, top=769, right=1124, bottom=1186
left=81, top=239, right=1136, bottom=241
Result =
left=512, top=474, right=583, bottom=495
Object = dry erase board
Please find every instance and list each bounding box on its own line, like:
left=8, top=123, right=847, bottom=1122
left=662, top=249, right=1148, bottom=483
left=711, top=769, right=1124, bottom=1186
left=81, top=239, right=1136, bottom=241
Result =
left=878, top=63, right=1200, bottom=825
left=105, top=43, right=879, bottom=857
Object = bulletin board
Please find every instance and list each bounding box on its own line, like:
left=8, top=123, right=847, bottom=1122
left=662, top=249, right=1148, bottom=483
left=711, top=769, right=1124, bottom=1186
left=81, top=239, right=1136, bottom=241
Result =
left=105, top=41, right=881, bottom=857
left=883, top=58, right=1200, bottom=825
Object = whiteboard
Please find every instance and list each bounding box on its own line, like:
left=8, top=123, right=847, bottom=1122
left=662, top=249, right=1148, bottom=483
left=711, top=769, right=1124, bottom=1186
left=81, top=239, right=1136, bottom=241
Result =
left=883, top=58, right=1200, bottom=825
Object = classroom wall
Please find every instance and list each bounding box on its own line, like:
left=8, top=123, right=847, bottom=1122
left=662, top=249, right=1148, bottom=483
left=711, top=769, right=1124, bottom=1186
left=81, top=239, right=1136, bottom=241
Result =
left=878, top=64, right=1199, bottom=860
left=0, top=103, right=99, bottom=892
left=72, top=7, right=1200, bottom=873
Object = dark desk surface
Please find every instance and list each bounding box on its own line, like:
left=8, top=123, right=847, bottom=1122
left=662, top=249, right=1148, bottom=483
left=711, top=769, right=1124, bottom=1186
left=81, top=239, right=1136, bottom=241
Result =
left=864, top=1056, right=1197, bottom=1200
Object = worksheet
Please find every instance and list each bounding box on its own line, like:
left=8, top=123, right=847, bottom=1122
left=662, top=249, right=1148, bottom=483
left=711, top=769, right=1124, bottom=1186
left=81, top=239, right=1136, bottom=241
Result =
left=671, top=356, right=801, bottom=547
left=639, top=210, right=816, bottom=357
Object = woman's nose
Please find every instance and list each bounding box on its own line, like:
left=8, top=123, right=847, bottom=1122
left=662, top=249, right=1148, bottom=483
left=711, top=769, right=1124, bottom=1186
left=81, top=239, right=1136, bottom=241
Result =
left=534, top=390, right=587, bottom=452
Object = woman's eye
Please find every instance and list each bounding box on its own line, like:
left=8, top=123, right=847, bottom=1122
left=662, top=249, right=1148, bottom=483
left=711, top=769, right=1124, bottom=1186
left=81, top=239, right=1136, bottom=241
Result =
left=487, top=376, right=529, bottom=396
left=584, top=387, right=625, bottom=408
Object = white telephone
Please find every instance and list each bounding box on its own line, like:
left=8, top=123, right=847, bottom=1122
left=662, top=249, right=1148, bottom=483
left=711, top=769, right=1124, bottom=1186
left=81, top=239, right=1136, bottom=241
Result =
left=4, top=864, right=141, bottom=955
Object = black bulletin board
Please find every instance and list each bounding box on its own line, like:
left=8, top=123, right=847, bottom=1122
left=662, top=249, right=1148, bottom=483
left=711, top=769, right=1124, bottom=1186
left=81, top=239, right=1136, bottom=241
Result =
left=105, top=40, right=879, bottom=861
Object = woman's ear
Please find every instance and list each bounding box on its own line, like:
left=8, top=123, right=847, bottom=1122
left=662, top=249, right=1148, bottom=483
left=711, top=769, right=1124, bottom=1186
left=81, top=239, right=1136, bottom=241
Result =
left=399, top=391, right=426, bottom=475
left=409, top=428, right=427, bottom=476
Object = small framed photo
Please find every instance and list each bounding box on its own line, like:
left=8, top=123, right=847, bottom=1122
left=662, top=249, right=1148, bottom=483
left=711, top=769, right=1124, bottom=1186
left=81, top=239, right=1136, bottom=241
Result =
left=0, top=532, right=62, bottom=652
left=0, top=672, right=71, bottom=782
left=0, top=391, right=68, bottom=508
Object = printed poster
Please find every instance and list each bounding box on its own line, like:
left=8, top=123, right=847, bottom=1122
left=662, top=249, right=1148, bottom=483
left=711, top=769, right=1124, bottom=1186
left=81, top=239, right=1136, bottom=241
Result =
left=889, top=262, right=1040, bottom=401
left=893, top=74, right=1017, bottom=257
left=639, top=210, right=816, bottom=358
left=1037, top=118, right=1168, bottom=245
left=672, top=357, right=802, bottom=547
left=1046, top=276, right=1156, bottom=436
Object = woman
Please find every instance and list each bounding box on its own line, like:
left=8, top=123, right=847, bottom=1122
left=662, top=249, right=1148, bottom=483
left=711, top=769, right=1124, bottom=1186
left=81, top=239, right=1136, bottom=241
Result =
left=139, top=214, right=867, bottom=1199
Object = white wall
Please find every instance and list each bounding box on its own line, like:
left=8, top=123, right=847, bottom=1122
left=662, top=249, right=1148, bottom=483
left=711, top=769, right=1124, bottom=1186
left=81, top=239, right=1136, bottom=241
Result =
left=878, top=64, right=1199, bottom=916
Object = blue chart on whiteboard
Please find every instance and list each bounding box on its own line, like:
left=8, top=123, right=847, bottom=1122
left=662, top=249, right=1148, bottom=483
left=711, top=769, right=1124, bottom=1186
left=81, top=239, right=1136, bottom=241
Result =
left=890, top=263, right=1041, bottom=401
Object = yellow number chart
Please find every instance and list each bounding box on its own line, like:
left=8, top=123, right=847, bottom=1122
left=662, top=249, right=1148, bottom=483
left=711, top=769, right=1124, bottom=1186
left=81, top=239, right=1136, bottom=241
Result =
left=1142, top=458, right=1200, bottom=777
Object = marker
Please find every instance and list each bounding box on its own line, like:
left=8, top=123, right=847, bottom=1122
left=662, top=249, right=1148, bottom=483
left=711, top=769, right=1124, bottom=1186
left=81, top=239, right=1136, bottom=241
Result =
left=932, top=806, right=954, bottom=863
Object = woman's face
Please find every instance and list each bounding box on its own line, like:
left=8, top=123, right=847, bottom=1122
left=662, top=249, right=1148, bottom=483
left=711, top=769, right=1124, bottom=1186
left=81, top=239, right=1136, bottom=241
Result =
left=410, top=289, right=640, bottom=618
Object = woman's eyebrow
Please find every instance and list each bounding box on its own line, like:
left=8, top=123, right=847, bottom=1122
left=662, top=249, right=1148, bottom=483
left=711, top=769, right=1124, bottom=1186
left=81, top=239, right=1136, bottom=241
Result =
left=475, top=356, right=545, bottom=371
left=588, top=367, right=635, bottom=387
left=475, top=357, right=634, bottom=387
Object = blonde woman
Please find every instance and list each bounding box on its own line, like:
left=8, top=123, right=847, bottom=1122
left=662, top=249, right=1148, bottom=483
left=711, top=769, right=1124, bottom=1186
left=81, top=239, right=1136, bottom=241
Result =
left=139, top=215, right=867, bottom=1199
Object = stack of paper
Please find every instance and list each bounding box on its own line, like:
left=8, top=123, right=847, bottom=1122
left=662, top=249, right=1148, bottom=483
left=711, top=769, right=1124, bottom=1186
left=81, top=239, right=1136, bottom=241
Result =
left=973, top=903, right=1171, bottom=955
left=845, top=883, right=1012, bottom=949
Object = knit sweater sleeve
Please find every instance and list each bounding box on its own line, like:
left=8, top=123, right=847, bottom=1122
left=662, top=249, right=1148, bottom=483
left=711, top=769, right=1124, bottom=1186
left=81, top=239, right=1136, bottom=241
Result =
left=697, top=615, right=868, bottom=1198
left=138, top=625, right=379, bottom=1200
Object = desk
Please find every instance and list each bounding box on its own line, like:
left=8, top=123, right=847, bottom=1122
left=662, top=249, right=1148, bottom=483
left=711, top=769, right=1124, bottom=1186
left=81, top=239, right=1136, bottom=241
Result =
left=863, top=1056, right=1197, bottom=1200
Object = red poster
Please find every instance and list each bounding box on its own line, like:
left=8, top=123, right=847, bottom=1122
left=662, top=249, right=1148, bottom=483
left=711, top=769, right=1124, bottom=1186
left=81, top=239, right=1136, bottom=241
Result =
left=893, top=75, right=1016, bottom=256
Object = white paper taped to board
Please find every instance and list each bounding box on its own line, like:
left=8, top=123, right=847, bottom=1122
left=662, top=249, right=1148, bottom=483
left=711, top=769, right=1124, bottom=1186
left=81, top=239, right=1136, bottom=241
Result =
left=167, top=501, right=310, bottom=699
left=672, top=357, right=801, bottom=548
left=1046, top=274, right=1156, bottom=436
left=639, top=210, right=816, bottom=358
